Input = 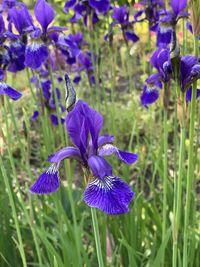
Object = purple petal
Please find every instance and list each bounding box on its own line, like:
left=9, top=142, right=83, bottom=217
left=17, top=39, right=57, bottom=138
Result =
left=98, top=135, right=115, bottom=147
left=186, top=87, right=200, bottom=102
left=89, top=0, right=110, bottom=14
left=140, top=85, right=159, bottom=107
left=84, top=176, right=134, bottom=215
left=25, top=42, right=48, bottom=69
left=112, top=6, right=128, bottom=24
left=48, top=146, right=81, bottom=163
left=88, top=155, right=112, bottom=179
left=34, top=0, right=55, bottom=32
left=0, top=82, right=22, bottom=100
left=98, top=144, right=138, bottom=165
left=125, top=31, right=139, bottom=42
left=64, top=0, right=76, bottom=12
left=31, top=110, right=39, bottom=121
left=50, top=114, right=65, bottom=126
left=0, top=68, right=4, bottom=81
left=29, top=163, right=60, bottom=194
left=170, top=0, right=187, bottom=16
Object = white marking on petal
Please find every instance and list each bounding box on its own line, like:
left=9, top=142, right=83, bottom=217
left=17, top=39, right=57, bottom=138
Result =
left=29, top=42, right=42, bottom=51
left=89, top=176, right=115, bottom=191
left=46, top=163, right=59, bottom=174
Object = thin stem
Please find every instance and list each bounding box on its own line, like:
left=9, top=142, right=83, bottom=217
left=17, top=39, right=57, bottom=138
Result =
left=172, top=126, right=185, bottom=267
left=91, top=208, right=104, bottom=267
left=183, top=28, right=199, bottom=267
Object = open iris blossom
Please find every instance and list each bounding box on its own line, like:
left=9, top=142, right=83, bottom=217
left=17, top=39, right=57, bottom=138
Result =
left=156, top=0, right=187, bottom=46
left=25, top=0, right=67, bottom=69
left=30, top=93, right=138, bottom=215
left=64, top=0, right=110, bottom=26
left=140, top=47, right=171, bottom=106
left=111, top=5, right=139, bottom=44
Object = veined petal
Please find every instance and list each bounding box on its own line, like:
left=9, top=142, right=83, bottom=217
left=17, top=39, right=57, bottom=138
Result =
left=88, top=155, right=112, bottom=179
left=84, top=176, right=134, bottom=215
left=98, top=144, right=138, bottom=165
left=0, top=82, right=22, bottom=100
left=140, top=85, right=159, bottom=107
left=34, top=0, right=55, bottom=32
left=170, top=0, right=187, bottom=16
left=25, top=42, right=48, bottom=69
left=98, top=135, right=115, bottom=148
left=48, top=146, right=81, bottom=162
left=29, top=163, right=60, bottom=194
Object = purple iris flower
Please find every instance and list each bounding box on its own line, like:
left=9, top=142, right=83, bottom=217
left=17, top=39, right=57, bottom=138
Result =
left=25, top=0, right=67, bottom=70
left=112, top=6, right=139, bottom=43
left=140, top=47, right=171, bottom=106
left=157, top=0, right=187, bottom=46
left=30, top=100, right=138, bottom=215
left=180, top=56, right=200, bottom=93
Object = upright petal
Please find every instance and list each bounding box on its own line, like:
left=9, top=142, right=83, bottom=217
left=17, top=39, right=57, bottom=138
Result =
left=88, top=155, right=112, bottom=179
left=170, top=0, right=187, bottom=16
left=84, top=176, right=134, bottom=215
left=34, top=0, right=55, bottom=32
left=98, top=135, right=115, bottom=148
left=48, top=146, right=81, bottom=162
left=25, top=42, right=48, bottom=69
left=98, top=144, right=138, bottom=165
left=29, top=163, right=60, bottom=194
left=0, top=82, right=22, bottom=100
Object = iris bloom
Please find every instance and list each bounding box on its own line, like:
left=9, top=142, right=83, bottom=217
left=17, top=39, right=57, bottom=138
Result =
left=30, top=100, right=138, bottom=215
left=140, top=47, right=171, bottom=106
left=157, top=0, right=187, bottom=46
left=112, top=6, right=139, bottom=43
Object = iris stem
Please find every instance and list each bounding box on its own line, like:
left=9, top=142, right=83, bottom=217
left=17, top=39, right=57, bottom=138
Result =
left=91, top=208, right=104, bottom=267
left=183, top=25, right=199, bottom=267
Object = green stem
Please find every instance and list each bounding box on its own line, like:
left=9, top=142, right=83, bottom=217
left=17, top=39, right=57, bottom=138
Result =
left=162, top=108, right=168, bottom=239
left=183, top=29, right=199, bottom=267
left=172, top=126, right=185, bottom=267
left=91, top=208, right=104, bottom=267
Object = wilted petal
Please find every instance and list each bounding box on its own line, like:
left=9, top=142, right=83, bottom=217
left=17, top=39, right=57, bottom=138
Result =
left=34, top=0, right=55, bottom=32
left=65, top=74, right=76, bottom=111
left=29, top=163, right=60, bottom=194
left=84, top=176, right=134, bottom=215
left=88, top=155, right=112, bottom=179
left=47, top=26, right=68, bottom=33
left=48, top=146, right=81, bottom=162
left=25, top=42, right=48, bottom=69
left=0, top=82, right=22, bottom=100
left=99, top=144, right=138, bottom=165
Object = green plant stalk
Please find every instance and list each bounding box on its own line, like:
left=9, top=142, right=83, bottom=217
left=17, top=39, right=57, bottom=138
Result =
left=162, top=86, right=168, bottom=264
left=0, top=156, right=27, bottom=267
left=91, top=208, right=104, bottom=267
left=172, top=126, right=185, bottom=267
left=183, top=28, right=199, bottom=267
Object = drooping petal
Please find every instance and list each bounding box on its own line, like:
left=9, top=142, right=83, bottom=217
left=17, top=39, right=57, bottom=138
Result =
left=84, top=176, right=134, bottom=215
left=98, top=144, right=138, bottom=165
left=34, top=0, right=55, bottom=32
left=29, top=163, right=60, bottom=194
left=125, top=31, right=139, bottom=42
left=170, top=0, right=187, bottom=16
left=140, top=85, right=159, bottom=107
left=0, top=82, right=22, bottom=100
left=88, top=155, right=112, bottom=179
left=48, top=146, right=81, bottom=162
left=25, top=42, right=48, bottom=69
